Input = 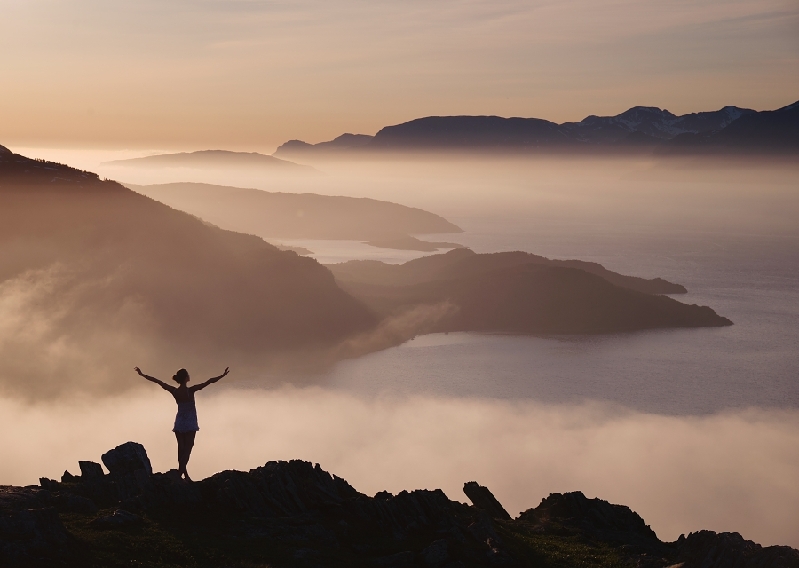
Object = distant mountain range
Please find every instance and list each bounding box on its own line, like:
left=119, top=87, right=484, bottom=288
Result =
left=105, top=149, right=310, bottom=170
left=275, top=100, right=799, bottom=157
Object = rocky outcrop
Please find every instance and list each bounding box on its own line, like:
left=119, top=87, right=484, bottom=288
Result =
left=518, top=491, right=660, bottom=542
left=462, top=482, right=511, bottom=520
left=2, top=442, right=798, bottom=568
left=101, top=442, right=152, bottom=476
left=675, top=530, right=799, bottom=568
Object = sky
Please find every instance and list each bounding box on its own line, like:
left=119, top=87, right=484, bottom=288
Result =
left=1, top=0, right=798, bottom=151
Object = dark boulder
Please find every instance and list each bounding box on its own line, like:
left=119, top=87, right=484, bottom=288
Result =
left=101, top=442, right=152, bottom=477
left=60, top=470, right=78, bottom=483
left=78, top=461, right=104, bottom=480
left=463, top=482, right=511, bottom=520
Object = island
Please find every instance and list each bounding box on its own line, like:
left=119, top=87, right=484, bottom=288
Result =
left=328, top=248, right=731, bottom=335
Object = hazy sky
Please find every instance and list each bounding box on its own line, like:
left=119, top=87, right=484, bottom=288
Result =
left=2, top=0, right=797, bottom=150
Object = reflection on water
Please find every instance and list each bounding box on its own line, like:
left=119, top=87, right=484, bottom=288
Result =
left=276, top=238, right=454, bottom=265
left=311, top=232, right=799, bottom=414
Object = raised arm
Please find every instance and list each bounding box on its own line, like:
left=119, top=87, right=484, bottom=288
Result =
left=191, top=367, right=230, bottom=392
left=134, top=367, right=174, bottom=392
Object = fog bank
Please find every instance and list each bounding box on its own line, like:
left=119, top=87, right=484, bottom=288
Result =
left=2, top=388, right=797, bottom=548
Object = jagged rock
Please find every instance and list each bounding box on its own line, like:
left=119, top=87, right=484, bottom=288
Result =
left=101, top=442, right=152, bottom=477
left=89, top=509, right=143, bottom=530
left=676, top=530, right=799, bottom=568
left=78, top=461, right=104, bottom=479
left=61, top=470, right=78, bottom=483
left=199, top=459, right=361, bottom=517
left=463, top=482, right=511, bottom=520
left=421, top=539, right=449, bottom=566
left=38, top=478, right=59, bottom=492
left=519, top=491, right=661, bottom=544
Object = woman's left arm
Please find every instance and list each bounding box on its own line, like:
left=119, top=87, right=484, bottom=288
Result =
left=191, top=367, right=230, bottom=392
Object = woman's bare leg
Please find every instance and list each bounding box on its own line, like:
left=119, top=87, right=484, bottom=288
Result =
left=174, top=431, right=197, bottom=480
left=175, top=432, right=186, bottom=476
left=183, top=431, right=196, bottom=481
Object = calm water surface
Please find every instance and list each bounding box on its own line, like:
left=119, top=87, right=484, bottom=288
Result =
left=298, top=228, right=799, bottom=415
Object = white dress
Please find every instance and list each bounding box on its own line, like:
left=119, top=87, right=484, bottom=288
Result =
left=173, top=401, right=199, bottom=432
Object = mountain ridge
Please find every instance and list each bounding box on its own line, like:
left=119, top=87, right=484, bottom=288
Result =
left=274, top=100, right=798, bottom=157
left=105, top=149, right=312, bottom=170
left=126, top=181, right=463, bottom=252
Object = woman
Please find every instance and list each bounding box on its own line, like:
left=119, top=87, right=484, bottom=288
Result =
left=134, top=366, right=230, bottom=481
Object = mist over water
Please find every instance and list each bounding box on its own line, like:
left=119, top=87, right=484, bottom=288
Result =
left=2, top=149, right=798, bottom=548
left=2, top=391, right=798, bottom=548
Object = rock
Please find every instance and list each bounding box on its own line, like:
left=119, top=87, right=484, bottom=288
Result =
left=676, top=530, right=799, bottom=568
left=38, top=478, right=59, bottom=492
left=200, top=459, right=361, bottom=517
left=518, top=491, right=661, bottom=546
left=89, top=509, right=143, bottom=530
left=421, top=539, right=449, bottom=567
left=101, top=442, right=152, bottom=477
left=61, top=470, right=78, bottom=483
left=463, top=482, right=511, bottom=520
left=79, top=460, right=105, bottom=479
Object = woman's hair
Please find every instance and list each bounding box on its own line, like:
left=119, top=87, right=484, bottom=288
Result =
left=172, top=368, right=189, bottom=384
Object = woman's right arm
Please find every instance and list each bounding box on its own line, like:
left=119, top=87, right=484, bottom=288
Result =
left=134, top=367, right=174, bottom=392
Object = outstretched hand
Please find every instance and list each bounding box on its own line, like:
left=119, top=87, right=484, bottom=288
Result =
left=212, top=367, right=230, bottom=382
left=134, top=367, right=145, bottom=377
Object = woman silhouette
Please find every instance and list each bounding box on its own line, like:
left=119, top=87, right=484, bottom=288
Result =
left=134, top=366, right=229, bottom=481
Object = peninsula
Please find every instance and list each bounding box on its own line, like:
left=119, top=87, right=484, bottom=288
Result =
left=126, top=182, right=464, bottom=253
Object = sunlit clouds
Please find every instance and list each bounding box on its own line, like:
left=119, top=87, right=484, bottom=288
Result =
left=1, top=0, right=797, bottom=149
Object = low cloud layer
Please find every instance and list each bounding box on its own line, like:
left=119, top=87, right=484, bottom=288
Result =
left=2, top=388, right=797, bottom=548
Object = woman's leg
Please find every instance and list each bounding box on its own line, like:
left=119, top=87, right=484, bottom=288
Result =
left=175, top=432, right=186, bottom=475
left=183, top=431, right=196, bottom=481
left=174, top=431, right=197, bottom=480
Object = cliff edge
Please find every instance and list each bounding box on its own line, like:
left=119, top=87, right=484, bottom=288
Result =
left=2, top=442, right=796, bottom=568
